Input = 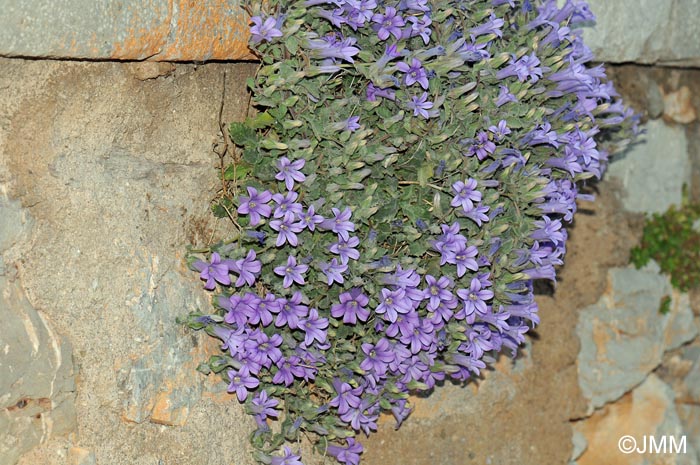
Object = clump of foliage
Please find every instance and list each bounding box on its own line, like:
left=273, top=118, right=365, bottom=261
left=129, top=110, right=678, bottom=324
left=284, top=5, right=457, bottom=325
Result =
left=631, top=195, right=700, bottom=292
left=183, top=0, right=638, bottom=464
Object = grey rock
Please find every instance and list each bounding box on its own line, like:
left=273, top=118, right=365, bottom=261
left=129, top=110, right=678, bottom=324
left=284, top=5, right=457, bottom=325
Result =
left=117, top=270, right=207, bottom=426
left=683, top=347, right=700, bottom=404
left=644, top=76, right=666, bottom=120
left=0, top=59, right=259, bottom=465
left=583, top=0, right=700, bottom=67
left=0, top=274, right=77, bottom=465
left=577, top=263, right=697, bottom=412
left=678, top=405, right=700, bottom=463
left=570, top=430, right=587, bottom=462
left=0, top=196, right=33, bottom=253
left=640, top=377, right=698, bottom=465
left=0, top=0, right=252, bottom=61
left=574, top=375, right=698, bottom=465
left=606, top=119, right=690, bottom=214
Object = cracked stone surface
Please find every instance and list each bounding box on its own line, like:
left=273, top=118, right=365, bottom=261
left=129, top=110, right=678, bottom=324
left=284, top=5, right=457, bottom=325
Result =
left=0, top=58, right=260, bottom=465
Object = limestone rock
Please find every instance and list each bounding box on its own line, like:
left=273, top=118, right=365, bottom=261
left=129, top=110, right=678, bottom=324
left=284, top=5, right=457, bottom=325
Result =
left=575, top=374, right=698, bottom=465
left=663, top=86, right=697, bottom=124
left=0, top=274, right=77, bottom=465
left=0, top=192, right=77, bottom=465
left=577, top=263, right=697, bottom=412
left=678, top=405, right=700, bottom=463
left=583, top=0, right=700, bottom=67
left=68, top=447, right=95, bottom=465
left=126, top=62, right=176, bottom=81
left=606, top=119, right=690, bottom=214
left=0, top=59, right=259, bottom=465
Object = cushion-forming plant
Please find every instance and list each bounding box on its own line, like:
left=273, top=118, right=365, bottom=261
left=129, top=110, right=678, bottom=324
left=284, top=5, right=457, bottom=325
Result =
left=184, top=0, right=639, bottom=463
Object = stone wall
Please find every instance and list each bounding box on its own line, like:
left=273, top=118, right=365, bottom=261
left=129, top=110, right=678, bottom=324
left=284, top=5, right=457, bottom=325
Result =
left=571, top=65, right=700, bottom=465
left=0, top=59, right=260, bottom=465
left=2, top=2, right=700, bottom=465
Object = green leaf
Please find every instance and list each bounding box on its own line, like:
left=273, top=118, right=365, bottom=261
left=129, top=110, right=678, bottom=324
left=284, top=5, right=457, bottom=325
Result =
left=224, top=164, right=251, bottom=181
left=229, top=122, right=257, bottom=148
left=417, top=163, right=433, bottom=187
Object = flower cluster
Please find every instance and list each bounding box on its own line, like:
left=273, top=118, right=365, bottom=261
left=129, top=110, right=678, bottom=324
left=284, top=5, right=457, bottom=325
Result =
left=185, top=0, right=639, bottom=464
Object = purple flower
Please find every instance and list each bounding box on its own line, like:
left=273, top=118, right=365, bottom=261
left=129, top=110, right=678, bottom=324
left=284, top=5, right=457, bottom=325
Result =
left=274, top=255, right=308, bottom=288
left=270, top=447, right=304, bottom=465
left=406, top=92, right=434, bottom=119
left=329, top=379, right=362, bottom=414
left=250, top=16, right=283, bottom=44
left=450, top=179, right=482, bottom=212
left=470, top=13, right=505, bottom=40
left=275, top=291, right=308, bottom=329
left=488, top=120, right=511, bottom=141
left=408, top=15, right=432, bottom=44
left=524, top=122, right=560, bottom=148
left=212, top=324, right=246, bottom=356
left=249, top=293, right=276, bottom=326
left=297, top=205, right=325, bottom=231
left=340, top=400, right=379, bottom=435
left=366, top=83, right=396, bottom=102
left=237, top=187, right=272, bottom=226
left=375, top=288, right=412, bottom=322
left=330, top=236, right=360, bottom=263
left=495, top=85, right=518, bottom=107
left=270, top=212, right=304, bottom=247
left=273, top=356, right=306, bottom=386
left=397, top=58, right=429, bottom=90
left=331, top=288, right=370, bottom=324
left=299, top=307, right=329, bottom=346
left=531, top=215, right=566, bottom=244
left=326, top=438, right=364, bottom=465
left=233, top=249, right=261, bottom=287
left=465, top=131, right=496, bottom=160
left=423, top=275, right=455, bottom=311
left=371, top=7, right=404, bottom=41
left=399, top=319, right=436, bottom=354
left=222, top=294, right=253, bottom=326
left=426, top=300, right=456, bottom=326
left=320, top=258, right=348, bottom=285
left=227, top=366, right=259, bottom=401
left=360, top=338, right=395, bottom=376
left=193, top=252, right=236, bottom=290
left=385, top=310, right=419, bottom=338
left=456, top=277, right=494, bottom=323
left=305, top=33, right=360, bottom=63
left=275, top=157, right=306, bottom=191
left=322, top=207, right=355, bottom=240
left=496, top=52, right=546, bottom=83
left=333, top=116, right=360, bottom=132
left=465, top=203, right=490, bottom=226
left=272, top=191, right=303, bottom=218
left=245, top=330, right=283, bottom=368
left=250, top=390, right=279, bottom=421
left=451, top=244, right=479, bottom=277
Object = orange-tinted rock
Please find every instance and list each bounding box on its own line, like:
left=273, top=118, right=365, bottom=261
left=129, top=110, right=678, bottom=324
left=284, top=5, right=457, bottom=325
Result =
left=664, top=86, right=697, bottom=124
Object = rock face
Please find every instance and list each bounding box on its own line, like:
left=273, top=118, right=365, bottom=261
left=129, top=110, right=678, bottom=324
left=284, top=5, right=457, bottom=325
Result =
left=584, top=0, right=700, bottom=67
left=0, top=0, right=254, bottom=61
left=0, top=59, right=259, bottom=465
left=575, top=374, right=698, bottom=465
left=0, top=196, right=77, bottom=465
left=576, top=263, right=698, bottom=413
left=605, top=119, right=690, bottom=214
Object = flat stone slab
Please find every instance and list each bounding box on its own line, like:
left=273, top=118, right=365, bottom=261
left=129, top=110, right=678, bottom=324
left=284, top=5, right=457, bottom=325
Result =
left=576, top=263, right=697, bottom=413
left=584, top=0, right=700, bottom=67
left=0, top=0, right=254, bottom=61
left=606, top=119, right=690, bottom=214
